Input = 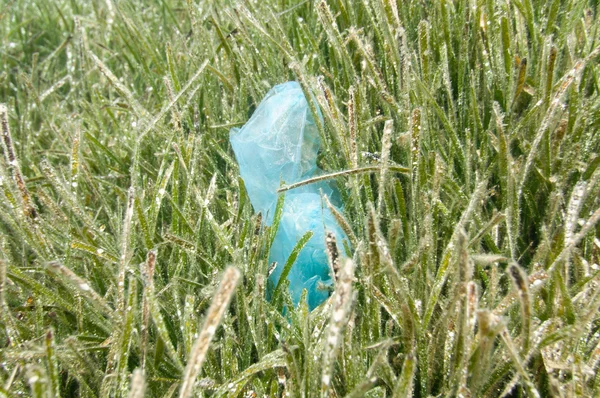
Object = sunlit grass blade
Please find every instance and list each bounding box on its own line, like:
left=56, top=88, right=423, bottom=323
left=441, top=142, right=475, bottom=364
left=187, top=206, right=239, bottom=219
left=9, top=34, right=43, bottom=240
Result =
left=271, top=230, right=313, bottom=307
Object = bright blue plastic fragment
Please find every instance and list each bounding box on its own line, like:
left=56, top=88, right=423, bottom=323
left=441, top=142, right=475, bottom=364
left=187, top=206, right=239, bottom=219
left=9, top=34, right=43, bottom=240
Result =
left=230, top=81, right=350, bottom=310
left=268, top=193, right=348, bottom=309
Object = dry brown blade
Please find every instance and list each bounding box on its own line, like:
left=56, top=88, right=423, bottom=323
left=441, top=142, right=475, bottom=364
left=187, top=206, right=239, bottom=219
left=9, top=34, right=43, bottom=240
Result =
left=321, top=258, right=355, bottom=396
left=0, top=104, right=36, bottom=219
left=179, top=266, right=241, bottom=398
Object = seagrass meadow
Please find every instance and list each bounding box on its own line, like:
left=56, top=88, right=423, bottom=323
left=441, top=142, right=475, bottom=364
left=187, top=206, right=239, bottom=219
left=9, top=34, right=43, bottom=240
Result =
left=1, top=0, right=600, bottom=396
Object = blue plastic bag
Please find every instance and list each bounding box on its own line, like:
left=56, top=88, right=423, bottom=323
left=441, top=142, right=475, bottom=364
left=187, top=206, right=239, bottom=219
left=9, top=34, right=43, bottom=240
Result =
left=230, top=81, right=350, bottom=310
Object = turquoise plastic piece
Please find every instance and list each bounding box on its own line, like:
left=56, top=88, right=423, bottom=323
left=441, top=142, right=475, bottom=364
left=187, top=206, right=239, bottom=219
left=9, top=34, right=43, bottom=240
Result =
left=230, top=81, right=349, bottom=310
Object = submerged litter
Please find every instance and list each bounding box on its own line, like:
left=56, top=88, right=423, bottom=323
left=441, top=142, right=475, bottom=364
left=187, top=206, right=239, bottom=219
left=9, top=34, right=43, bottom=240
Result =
left=230, top=81, right=350, bottom=310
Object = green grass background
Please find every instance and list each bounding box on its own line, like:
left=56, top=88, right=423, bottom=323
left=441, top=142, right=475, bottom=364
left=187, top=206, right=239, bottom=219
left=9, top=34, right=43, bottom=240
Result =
left=1, top=0, right=600, bottom=396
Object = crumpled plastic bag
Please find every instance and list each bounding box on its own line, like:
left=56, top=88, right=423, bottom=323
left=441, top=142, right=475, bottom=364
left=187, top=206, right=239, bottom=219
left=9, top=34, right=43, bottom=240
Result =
left=230, top=81, right=350, bottom=310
